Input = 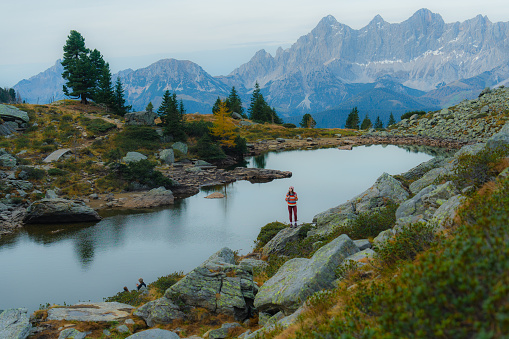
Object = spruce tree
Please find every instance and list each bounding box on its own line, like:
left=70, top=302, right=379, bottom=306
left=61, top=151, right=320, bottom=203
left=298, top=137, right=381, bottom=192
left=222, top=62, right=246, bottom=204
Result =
left=345, top=107, right=360, bottom=129
left=361, top=114, right=372, bottom=130
left=111, top=77, right=131, bottom=116
left=62, top=30, right=95, bottom=104
left=145, top=102, right=154, bottom=113
left=248, top=82, right=282, bottom=124
left=226, top=86, right=245, bottom=117
left=374, top=116, right=384, bottom=129
left=212, top=97, right=222, bottom=115
left=388, top=112, right=396, bottom=126
left=300, top=113, right=316, bottom=128
left=158, top=90, right=186, bottom=141
left=94, top=62, right=114, bottom=108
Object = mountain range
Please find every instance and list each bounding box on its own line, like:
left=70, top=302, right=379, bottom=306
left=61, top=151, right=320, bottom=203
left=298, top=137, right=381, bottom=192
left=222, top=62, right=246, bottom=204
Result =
left=13, top=9, right=509, bottom=127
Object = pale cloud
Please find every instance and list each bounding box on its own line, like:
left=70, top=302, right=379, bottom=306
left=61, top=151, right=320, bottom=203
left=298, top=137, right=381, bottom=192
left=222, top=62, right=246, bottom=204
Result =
left=1, top=0, right=508, bottom=86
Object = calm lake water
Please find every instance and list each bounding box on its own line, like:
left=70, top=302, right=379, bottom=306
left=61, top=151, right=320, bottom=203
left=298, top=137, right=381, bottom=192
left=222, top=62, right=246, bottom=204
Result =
left=0, top=145, right=434, bottom=313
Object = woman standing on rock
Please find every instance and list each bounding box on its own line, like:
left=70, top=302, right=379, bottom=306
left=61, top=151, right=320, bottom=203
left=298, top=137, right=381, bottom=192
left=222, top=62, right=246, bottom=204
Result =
left=285, top=186, right=298, bottom=227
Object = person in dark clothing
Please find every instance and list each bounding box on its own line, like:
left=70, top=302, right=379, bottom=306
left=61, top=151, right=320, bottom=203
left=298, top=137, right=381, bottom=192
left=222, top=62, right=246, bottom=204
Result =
left=136, top=278, right=146, bottom=290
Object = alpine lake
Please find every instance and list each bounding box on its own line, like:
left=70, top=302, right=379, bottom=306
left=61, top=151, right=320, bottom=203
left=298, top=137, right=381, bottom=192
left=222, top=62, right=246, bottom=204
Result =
left=0, top=145, right=446, bottom=313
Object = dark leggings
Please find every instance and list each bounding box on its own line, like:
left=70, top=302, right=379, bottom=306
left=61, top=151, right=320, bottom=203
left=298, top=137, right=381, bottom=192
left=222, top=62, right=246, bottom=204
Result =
left=288, top=205, right=297, bottom=222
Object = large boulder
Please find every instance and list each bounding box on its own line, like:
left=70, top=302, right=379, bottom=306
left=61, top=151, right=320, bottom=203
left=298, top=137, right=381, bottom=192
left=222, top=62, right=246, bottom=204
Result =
left=126, top=329, right=180, bottom=339
left=43, top=149, right=71, bottom=163
left=172, top=142, right=188, bottom=155
left=396, top=181, right=459, bottom=227
left=0, top=308, right=31, bottom=339
left=0, top=104, right=29, bottom=123
left=159, top=149, right=175, bottom=164
left=124, top=111, right=157, bottom=126
left=262, top=225, right=305, bottom=256
left=428, top=194, right=466, bottom=231
left=122, top=187, right=174, bottom=209
left=254, top=234, right=358, bottom=314
left=47, top=302, right=135, bottom=322
left=23, top=198, right=102, bottom=223
left=487, top=122, right=509, bottom=149
left=0, top=152, right=17, bottom=167
left=123, top=152, right=148, bottom=163
left=312, top=173, right=408, bottom=236
left=398, top=157, right=450, bottom=181
left=135, top=248, right=257, bottom=326
left=409, top=167, right=448, bottom=194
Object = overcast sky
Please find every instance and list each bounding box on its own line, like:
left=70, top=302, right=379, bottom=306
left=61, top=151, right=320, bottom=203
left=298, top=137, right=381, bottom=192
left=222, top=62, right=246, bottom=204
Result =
left=1, top=0, right=508, bottom=87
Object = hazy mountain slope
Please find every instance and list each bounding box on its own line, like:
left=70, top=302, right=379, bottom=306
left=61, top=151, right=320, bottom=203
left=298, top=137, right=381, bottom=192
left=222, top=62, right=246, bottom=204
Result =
left=13, top=60, right=65, bottom=105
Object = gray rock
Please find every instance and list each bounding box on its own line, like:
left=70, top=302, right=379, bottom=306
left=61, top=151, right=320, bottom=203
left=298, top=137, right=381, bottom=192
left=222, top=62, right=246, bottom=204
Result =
left=43, top=148, right=72, bottom=163
left=45, top=190, right=58, bottom=199
left=125, top=111, right=157, bottom=126
left=276, top=138, right=286, bottom=143
left=125, top=329, right=180, bottom=339
left=103, top=329, right=111, bottom=336
left=47, top=302, right=134, bottom=322
left=254, top=234, right=358, bottom=314
left=240, top=121, right=254, bottom=127
left=208, top=322, right=241, bottom=339
left=0, top=308, right=31, bottom=339
left=487, top=122, right=509, bottom=149
left=454, top=143, right=486, bottom=159
left=399, top=157, right=449, bottom=181
left=0, top=153, right=17, bottom=167
left=195, top=160, right=213, bottom=167
left=124, top=319, right=135, bottom=325
left=373, top=229, right=395, bottom=247
left=134, top=298, right=185, bottom=327
left=231, top=112, right=243, bottom=119
left=239, top=259, right=268, bottom=269
left=353, top=239, right=372, bottom=251
left=159, top=149, right=175, bottom=164
left=429, top=195, right=466, bottom=231
left=116, top=324, right=130, bottom=334
left=0, top=104, right=29, bottom=123
left=409, top=167, right=447, bottom=194
left=344, top=248, right=375, bottom=264
left=172, top=142, right=188, bottom=155
left=258, top=312, right=271, bottom=326
left=24, top=198, right=102, bottom=224
left=123, top=152, right=148, bottom=163
left=262, top=225, right=304, bottom=256
left=58, top=328, right=86, bottom=339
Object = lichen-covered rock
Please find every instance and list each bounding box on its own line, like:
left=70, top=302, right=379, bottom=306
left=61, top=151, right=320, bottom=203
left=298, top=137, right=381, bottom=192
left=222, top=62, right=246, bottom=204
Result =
left=159, top=149, right=175, bottom=164
left=487, top=122, right=509, bottom=149
left=47, top=302, right=134, bottom=322
left=58, top=328, right=86, bottom=339
left=23, top=198, right=101, bottom=224
left=254, top=234, right=358, bottom=314
left=0, top=104, right=29, bottom=123
left=134, top=298, right=184, bottom=327
left=373, top=229, right=395, bottom=247
left=123, top=152, right=148, bottom=163
left=136, top=248, right=257, bottom=326
left=343, top=248, right=375, bottom=265
left=122, top=187, right=174, bottom=209
left=172, top=142, right=188, bottom=155
left=262, top=225, right=304, bottom=256
left=0, top=308, right=31, bottom=339
left=208, top=322, right=241, bottom=339
left=239, top=259, right=268, bottom=269
left=409, top=167, right=448, bottom=194
left=125, top=329, right=180, bottom=339
left=353, top=239, right=371, bottom=251
left=312, top=173, right=408, bottom=236
left=398, top=156, right=450, bottom=181
left=396, top=182, right=459, bottom=227
left=429, top=194, right=466, bottom=231
left=0, top=153, right=17, bottom=167
left=124, top=111, right=157, bottom=126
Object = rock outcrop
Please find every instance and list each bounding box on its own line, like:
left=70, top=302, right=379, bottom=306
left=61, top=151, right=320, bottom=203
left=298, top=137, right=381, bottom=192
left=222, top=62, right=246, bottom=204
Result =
left=135, top=248, right=257, bottom=326
left=122, top=187, right=174, bottom=209
left=23, top=198, right=102, bottom=224
left=126, top=329, right=180, bottom=339
left=0, top=308, right=31, bottom=339
left=124, top=111, right=157, bottom=126
left=46, top=302, right=135, bottom=322
left=254, top=234, right=358, bottom=314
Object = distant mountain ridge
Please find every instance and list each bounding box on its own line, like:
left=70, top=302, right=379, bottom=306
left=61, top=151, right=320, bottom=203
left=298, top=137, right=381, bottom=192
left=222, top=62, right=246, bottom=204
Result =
left=13, top=9, right=509, bottom=127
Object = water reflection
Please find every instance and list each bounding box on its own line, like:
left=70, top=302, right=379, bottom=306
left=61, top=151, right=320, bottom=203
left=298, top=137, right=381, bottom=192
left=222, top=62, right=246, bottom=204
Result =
left=253, top=153, right=268, bottom=168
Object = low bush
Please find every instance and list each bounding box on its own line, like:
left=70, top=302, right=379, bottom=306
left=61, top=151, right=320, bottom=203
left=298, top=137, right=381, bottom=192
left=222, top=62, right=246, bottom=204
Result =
left=400, top=110, right=426, bottom=120
left=282, top=123, right=296, bottom=128
left=340, top=201, right=398, bottom=240
left=254, top=221, right=287, bottom=249
left=116, top=159, right=175, bottom=190
left=184, top=120, right=213, bottom=138
left=20, top=166, right=46, bottom=180
left=83, top=118, right=116, bottom=135
left=191, top=134, right=226, bottom=161
left=114, top=126, right=161, bottom=152
left=47, top=168, right=68, bottom=176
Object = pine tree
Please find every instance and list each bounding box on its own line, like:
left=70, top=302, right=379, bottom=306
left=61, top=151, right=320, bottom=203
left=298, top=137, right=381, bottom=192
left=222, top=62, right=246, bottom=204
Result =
left=210, top=101, right=236, bottom=148
left=111, top=77, right=131, bottom=116
left=248, top=82, right=262, bottom=120
left=94, top=62, right=114, bottom=108
left=61, top=30, right=96, bottom=104
left=388, top=112, right=396, bottom=126
left=300, top=113, right=316, bottom=128
left=345, top=107, right=360, bottom=129
left=158, top=90, right=186, bottom=141
left=374, top=116, right=384, bottom=129
left=361, top=114, right=372, bottom=130
left=248, top=82, right=282, bottom=124
left=145, top=102, right=154, bottom=113
left=226, top=86, right=245, bottom=117
left=212, top=97, right=222, bottom=115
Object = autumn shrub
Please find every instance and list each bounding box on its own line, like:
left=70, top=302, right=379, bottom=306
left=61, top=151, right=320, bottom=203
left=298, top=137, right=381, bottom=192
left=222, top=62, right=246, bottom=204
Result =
left=47, top=168, right=68, bottom=176
left=20, top=166, right=46, bottom=180
left=447, top=144, right=509, bottom=189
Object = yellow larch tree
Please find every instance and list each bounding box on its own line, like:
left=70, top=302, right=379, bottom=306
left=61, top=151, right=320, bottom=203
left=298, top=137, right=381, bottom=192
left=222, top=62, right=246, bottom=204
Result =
left=210, top=101, right=237, bottom=148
